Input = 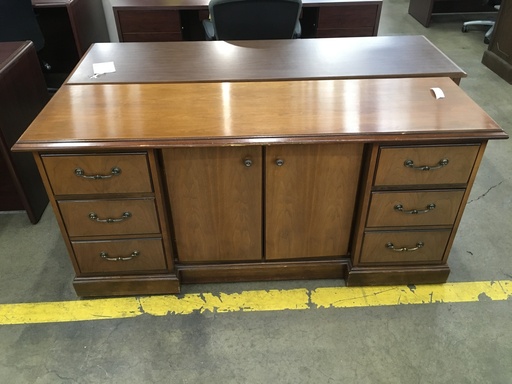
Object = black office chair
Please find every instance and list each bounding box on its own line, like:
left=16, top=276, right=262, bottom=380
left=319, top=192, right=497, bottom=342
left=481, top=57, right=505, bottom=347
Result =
left=461, top=0, right=501, bottom=44
left=203, top=0, right=302, bottom=40
left=0, top=0, right=45, bottom=51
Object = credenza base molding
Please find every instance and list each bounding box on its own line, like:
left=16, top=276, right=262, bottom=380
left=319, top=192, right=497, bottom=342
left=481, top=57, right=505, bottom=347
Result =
left=178, top=260, right=349, bottom=285
left=73, top=274, right=180, bottom=297
left=346, top=265, right=451, bottom=286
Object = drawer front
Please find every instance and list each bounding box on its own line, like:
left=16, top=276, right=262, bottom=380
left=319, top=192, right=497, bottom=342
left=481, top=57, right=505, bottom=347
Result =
left=317, top=6, right=379, bottom=29
left=59, top=198, right=160, bottom=237
left=367, top=190, right=465, bottom=227
left=374, top=145, right=480, bottom=186
left=117, top=11, right=182, bottom=34
left=73, top=238, right=167, bottom=274
left=42, top=154, right=153, bottom=195
left=360, top=230, right=451, bottom=265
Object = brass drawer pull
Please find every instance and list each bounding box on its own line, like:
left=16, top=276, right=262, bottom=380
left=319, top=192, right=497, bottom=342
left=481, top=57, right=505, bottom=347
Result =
left=74, top=166, right=121, bottom=179
left=100, top=250, right=139, bottom=261
left=386, top=241, right=424, bottom=252
left=403, top=159, right=449, bottom=171
left=89, top=211, right=132, bottom=223
left=394, top=203, right=436, bottom=214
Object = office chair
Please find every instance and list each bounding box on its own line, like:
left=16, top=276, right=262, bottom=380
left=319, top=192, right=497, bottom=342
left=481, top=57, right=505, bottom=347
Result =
left=203, top=0, right=302, bottom=40
left=461, top=0, right=501, bottom=44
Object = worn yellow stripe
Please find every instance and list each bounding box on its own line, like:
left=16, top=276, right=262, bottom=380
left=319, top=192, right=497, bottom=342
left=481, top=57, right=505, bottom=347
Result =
left=0, top=280, right=510, bottom=325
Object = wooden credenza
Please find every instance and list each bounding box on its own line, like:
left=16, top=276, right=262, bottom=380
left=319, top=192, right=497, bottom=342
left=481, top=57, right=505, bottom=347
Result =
left=14, top=77, right=507, bottom=296
left=112, top=0, right=382, bottom=41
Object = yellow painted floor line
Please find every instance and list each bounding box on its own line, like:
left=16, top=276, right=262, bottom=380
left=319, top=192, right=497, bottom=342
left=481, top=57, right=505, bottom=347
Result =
left=0, top=280, right=510, bottom=325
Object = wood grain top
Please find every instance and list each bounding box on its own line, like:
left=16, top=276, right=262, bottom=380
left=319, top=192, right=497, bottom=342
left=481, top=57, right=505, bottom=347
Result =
left=14, top=77, right=506, bottom=151
left=67, top=36, right=466, bottom=84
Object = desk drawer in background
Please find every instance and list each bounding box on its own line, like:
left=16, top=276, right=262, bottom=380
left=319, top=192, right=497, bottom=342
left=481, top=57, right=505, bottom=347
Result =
left=42, top=154, right=153, bottom=195
left=374, top=145, right=480, bottom=187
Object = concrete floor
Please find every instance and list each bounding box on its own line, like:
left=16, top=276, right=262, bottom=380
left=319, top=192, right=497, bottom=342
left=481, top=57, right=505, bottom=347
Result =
left=1, top=1, right=511, bottom=382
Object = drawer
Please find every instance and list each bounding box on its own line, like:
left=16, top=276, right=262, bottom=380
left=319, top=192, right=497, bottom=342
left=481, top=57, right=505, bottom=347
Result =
left=59, top=198, right=160, bottom=237
left=374, top=145, right=480, bottom=186
left=117, top=10, right=182, bottom=34
left=73, top=238, right=167, bottom=274
left=42, top=154, right=153, bottom=195
left=360, top=229, right=451, bottom=265
left=367, top=190, right=465, bottom=227
left=317, top=6, right=379, bottom=28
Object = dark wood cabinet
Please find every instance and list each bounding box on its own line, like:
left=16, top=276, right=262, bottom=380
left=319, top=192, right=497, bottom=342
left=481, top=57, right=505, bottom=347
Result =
left=482, top=0, right=512, bottom=84
left=0, top=41, right=49, bottom=223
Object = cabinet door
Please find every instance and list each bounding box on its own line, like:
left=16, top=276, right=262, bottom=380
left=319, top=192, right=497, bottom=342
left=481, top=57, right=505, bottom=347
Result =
left=266, top=144, right=363, bottom=260
left=163, top=147, right=262, bottom=262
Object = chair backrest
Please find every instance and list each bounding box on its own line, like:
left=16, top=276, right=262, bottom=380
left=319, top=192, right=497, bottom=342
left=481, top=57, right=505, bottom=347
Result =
left=0, top=0, right=45, bottom=51
left=209, top=0, right=302, bottom=40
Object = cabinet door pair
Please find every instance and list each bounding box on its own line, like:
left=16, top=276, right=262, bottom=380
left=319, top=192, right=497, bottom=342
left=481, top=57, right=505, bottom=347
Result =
left=163, top=144, right=363, bottom=263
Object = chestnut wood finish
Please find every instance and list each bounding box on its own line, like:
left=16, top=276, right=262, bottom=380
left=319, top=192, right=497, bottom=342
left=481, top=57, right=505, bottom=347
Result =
left=0, top=41, right=49, bottom=223
left=67, top=37, right=466, bottom=85
left=112, top=0, right=381, bottom=41
left=265, top=144, right=363, bottom=260
left=13, top=76, right=507, bottom=296
left=163, top=146, right=263, bottom=263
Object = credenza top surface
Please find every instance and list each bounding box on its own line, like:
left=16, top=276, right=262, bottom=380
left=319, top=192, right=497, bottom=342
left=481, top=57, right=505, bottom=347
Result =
left=67, top=36, right=466, bottom=85
left=14, top=77, right=506, bottom=151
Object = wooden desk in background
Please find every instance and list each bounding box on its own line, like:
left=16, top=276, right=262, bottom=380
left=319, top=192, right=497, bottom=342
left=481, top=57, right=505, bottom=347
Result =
left=408, top=0, right=497, bottom=27
left=482, top=0, right=512, bottom=84
left=68, top=36, right=466, bottom=84
left=32, top=0, right=109, bottom=77
left=0, top=42, right=49, bottom=223
left=111, top=0, right=382, bottom=41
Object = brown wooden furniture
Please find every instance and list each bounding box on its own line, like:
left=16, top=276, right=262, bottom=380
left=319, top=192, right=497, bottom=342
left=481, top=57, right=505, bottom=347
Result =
left=68, top=36, right=466, bottom=85
left=482, top=0, right=512, bottom=84
left=13, top=76, right=507, bottom=296
left=408, top=0, right=498, bottom=27
left=32, top=0, right=109, bottom=77
left=0, top=41, right=49, bottom=223
left=111, top=0, right=382, bottom=41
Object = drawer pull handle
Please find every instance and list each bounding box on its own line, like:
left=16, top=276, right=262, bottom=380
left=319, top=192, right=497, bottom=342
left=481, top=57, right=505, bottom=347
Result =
left=394, top=203, right=436, bottom=214
left=386, top=242, right=424, bottom=252
left=403, top=159, right=449, bottom=171
left=89, top=211, right=132, bottom=223
left=276, top=159, right=285, bottom=166
left=74, top=166, right=121, bottom=179
left=100, top=250, right=139, bottom=261
left=244, top=158, right=253, bottom=167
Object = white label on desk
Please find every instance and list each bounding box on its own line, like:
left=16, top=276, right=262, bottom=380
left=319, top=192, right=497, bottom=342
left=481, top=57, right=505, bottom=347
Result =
left=92, top=61, right=116, bottom=75
left=430, top=87, right=445, bottom=99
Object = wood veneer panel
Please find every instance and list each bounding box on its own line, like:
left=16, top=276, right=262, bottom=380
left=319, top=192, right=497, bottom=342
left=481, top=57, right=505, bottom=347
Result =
left=265, top=143, right=363, bottom=260
left=163, top=146, right=262, bottom=262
